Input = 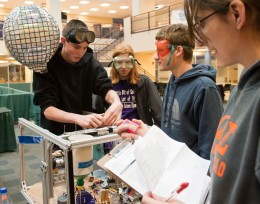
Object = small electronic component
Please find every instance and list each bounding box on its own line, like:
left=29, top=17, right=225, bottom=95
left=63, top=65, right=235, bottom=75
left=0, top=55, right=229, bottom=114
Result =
left=88, top=176, right=94, bottom=182
left=100, top=189, right=110, bottom=203
left=123, top=119, right=139, bottom=134
left=52, top=150, right=66, bottom=186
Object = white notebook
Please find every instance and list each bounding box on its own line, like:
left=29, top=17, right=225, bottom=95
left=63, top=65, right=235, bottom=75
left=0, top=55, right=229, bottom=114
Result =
left=104, top=125, right=211, bottom=204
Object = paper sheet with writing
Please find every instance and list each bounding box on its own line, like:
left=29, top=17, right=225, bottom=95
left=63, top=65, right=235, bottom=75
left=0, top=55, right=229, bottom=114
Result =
left=104, top=125, right=210, bottom=204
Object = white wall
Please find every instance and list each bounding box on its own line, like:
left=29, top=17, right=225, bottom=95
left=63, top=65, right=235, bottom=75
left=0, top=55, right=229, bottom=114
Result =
left=0, top=41, right=8, bottom=54
left=123, top=17, right=161, bottom=52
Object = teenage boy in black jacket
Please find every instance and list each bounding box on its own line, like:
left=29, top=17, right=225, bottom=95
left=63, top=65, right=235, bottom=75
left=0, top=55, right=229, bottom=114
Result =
left=33, top=19, right=122, bottom=135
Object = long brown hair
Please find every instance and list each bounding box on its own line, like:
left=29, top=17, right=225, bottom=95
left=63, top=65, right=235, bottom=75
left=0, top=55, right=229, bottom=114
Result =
left=110, top=43, right=140, bottom=85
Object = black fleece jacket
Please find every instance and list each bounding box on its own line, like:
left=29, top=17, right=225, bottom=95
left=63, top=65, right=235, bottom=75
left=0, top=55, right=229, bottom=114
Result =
left=33, top=44, right=113, bottom=135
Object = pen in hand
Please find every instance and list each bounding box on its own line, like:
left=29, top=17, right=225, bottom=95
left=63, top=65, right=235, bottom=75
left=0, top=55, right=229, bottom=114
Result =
left=164, top=182, right=189, bottom=202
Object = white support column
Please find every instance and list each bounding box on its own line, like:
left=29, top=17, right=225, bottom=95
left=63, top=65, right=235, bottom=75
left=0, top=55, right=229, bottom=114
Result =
left=46, top=0, right=62, bottom=36
left=132, top=0, right=140, bottom=16
left=237, top=64, right=244, bottom=81
left=132, top=0, right=155, bottom=16
left=204, top=51, right=211, bottom=65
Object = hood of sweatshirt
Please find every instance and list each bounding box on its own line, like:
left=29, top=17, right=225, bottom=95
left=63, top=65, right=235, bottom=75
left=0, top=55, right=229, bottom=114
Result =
left=170, top=63, right=217, bottom=85
left=161, top=63, right=222, bottom=159
left=237, top=60, right=260, bottom=90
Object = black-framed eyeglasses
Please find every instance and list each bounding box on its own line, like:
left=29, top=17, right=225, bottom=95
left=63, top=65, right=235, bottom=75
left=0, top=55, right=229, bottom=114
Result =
left=193, top=3, right=230, bottom=32
left=67, top=29, right=95, bottom=44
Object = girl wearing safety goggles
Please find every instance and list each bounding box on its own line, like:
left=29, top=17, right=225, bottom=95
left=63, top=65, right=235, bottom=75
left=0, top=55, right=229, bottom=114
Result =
left=110, top=43, right=162, bottom=125
left=96, top=43, right=162, bottom=153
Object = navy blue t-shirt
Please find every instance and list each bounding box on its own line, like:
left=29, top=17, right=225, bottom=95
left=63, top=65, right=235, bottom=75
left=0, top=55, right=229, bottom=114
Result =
left=114, top=80, right=140, bottom=120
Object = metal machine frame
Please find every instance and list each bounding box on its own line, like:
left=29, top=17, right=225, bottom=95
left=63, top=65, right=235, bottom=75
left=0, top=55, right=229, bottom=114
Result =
left=18, top=118, right=121, bottom=204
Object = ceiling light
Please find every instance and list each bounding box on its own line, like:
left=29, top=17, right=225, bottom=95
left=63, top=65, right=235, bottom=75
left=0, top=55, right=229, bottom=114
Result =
left=12, top=61, right=22, bottom=65
left=70, top=6, right=79, bottom=9
left=102, top=24, right=112, bottom=28
left=100, top=3, right=110, bottom=7
left=62, top=10, right=70, bottom=13
left=24, top=1, right=34, bottom=4
left=80, top=12, right=88, bottom=15
left=6, top=57, right=14, bottom=60
left=60, top=0, right=66, bottom=2
left=108, top=10, right=117, bottom=13
left=154, top=4, right=164, bottom=10
left=119, top=5, right=129, bottom=9
left=90, top=8, right=99, bottom=12
left=0, top=4, right=3, bottom=7
left=0, top=0, right=8, bottom=2
left=79, top=0, right=89, bottom=4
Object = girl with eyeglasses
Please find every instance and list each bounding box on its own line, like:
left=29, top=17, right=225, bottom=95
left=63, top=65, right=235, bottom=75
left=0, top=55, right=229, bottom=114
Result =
left=142, top=0, right=260, bottom=203
left=184, top=1, right=260, bottom=204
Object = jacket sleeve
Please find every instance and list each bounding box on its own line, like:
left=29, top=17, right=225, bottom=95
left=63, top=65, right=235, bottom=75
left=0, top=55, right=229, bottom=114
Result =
left=33, top=72, right=59, bottom=112
left=144, top=76, right=162, bottom=127
left=92, top=61, right=113, bottom=98
left=194, top=87, right=224, bottom=159
left=92, top=94, right=109, bottom=113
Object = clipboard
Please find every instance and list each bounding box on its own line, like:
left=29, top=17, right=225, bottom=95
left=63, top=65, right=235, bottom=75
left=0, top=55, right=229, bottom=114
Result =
left=97, top=139, right=141, bottom=192
left=97, top=126, right=211, bottom=204
left=97, top=138, right=134, bottom=166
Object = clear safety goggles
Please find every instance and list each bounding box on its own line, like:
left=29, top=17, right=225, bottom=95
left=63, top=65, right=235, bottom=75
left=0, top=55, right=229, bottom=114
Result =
left=68, top=29, right=95, bottom=44
left=113, top=56, right=135, bottom=69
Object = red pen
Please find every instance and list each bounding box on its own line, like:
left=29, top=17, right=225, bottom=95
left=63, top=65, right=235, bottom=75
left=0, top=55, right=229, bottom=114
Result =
left=164, top=182, right=189, bottom=202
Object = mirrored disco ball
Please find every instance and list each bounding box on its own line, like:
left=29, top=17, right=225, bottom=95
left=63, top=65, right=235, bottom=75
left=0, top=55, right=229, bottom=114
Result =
left=3, top=5, right=60, bottom=73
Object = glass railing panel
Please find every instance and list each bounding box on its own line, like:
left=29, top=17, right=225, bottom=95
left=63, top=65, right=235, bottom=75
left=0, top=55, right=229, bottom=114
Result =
left=131, top=3, right=184, bottom=33
left=149, top=7, right=170, bottom=29
left=131, top=13, right=149, bottom=33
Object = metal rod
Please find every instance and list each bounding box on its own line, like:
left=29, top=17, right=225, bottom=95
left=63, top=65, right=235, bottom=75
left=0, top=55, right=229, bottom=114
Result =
left=41, top=139, right=49, bottom=204
left=19, top=124, right=25, bottom=184
left=67, top=149, right=75, bottom=204
left=48, top=143, right=54, bottom=198
left=19, top=118, right=71, bottom=149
